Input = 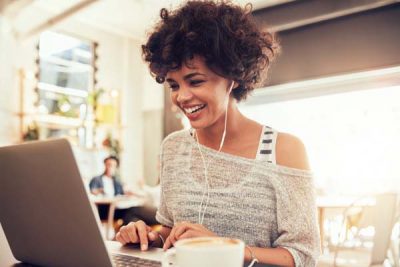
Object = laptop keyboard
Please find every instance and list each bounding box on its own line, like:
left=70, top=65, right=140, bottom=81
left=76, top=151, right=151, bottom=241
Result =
left=112, top=253, right=162, bottom=267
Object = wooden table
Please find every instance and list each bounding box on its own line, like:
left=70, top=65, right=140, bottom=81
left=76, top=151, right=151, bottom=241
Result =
left=91, top=195, right=147, bottom=239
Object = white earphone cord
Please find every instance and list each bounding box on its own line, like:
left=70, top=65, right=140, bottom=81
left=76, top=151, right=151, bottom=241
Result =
left=196, top=81, right=234, bottom=225
left=196, top=82, right=256, bottom=267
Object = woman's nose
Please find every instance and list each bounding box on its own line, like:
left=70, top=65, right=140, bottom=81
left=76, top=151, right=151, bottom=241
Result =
left=176, top=87, right=193, bottom=103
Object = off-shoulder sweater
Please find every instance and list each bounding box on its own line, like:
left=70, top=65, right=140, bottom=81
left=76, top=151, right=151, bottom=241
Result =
left=156, top=129, right=320, bottom=266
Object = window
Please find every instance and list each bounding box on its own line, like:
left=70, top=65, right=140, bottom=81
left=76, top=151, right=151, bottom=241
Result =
left=240, top=69, right=400, bottom=195
left=35, top=31, right=97, bottom=146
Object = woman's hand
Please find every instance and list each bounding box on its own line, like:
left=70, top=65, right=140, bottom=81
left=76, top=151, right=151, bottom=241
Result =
left=163, top=221, right=217, bottom=250
left=115, top=220, right=159, bottom=251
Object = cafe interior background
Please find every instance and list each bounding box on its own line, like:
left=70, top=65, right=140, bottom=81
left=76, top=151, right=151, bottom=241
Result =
left=1, top=0, right=400, bottom=266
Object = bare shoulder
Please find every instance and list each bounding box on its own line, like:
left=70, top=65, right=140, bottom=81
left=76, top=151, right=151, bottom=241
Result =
left=276, top=132, right=310, bottom=171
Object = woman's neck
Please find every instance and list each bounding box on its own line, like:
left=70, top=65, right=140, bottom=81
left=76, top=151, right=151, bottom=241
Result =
left=196, top=102, right=247, bottom=150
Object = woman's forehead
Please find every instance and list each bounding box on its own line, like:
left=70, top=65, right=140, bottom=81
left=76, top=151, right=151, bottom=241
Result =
left=166, top=56, right=209, bottom=79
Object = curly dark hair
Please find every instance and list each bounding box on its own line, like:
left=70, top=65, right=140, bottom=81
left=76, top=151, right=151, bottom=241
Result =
left=142, top=0, right=279, bottom=102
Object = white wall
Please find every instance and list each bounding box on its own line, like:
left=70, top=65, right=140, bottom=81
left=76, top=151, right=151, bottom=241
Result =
left=0, top=16, right=20, bottom=146
left=142, top=65, right=164, bottom=112
left=119, top=37, right=144, bottom=188
left=141, top=55, right=164, bottom=186
left=241, top=85, right=400, bottom=195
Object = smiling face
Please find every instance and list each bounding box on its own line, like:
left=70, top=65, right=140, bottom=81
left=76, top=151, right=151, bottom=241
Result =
left=166, top=56, right=234, bottom=131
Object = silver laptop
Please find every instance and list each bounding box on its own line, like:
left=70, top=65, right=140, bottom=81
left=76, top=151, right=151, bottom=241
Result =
left=0, top=139, right=164, bottom=267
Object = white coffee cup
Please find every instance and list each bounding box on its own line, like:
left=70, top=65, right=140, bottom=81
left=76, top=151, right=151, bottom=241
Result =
left=162, top=236, right=244, bottom=267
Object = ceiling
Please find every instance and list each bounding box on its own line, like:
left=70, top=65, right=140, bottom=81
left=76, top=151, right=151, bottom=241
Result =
left=2, top=0, right=292, bottom=40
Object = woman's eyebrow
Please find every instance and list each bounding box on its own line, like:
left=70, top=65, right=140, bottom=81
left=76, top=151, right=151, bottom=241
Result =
left=166, top=72, right=206, bottom=83
left=165, top=78, right=176, bottom=83
left=183, top=72, right=206, bottom=80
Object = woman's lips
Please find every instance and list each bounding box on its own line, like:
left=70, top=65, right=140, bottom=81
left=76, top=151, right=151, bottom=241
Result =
left=183, top=104, right=206, bottom=121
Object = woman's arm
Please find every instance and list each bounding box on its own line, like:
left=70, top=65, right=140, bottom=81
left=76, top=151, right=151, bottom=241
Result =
left=276, top=132, right=311, bottom=171
left=245, top=246, right=294, bottom=266
left=244, top=130, right=314, bottom=266
left=272, top=132, right=320, bottom=266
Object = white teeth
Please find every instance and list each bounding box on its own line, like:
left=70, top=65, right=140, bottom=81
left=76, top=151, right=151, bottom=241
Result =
left=184, top=104, right=205, bottom=114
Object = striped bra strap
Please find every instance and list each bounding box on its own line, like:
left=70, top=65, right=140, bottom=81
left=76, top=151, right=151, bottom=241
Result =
left=255, top=125, right=278, bottom=164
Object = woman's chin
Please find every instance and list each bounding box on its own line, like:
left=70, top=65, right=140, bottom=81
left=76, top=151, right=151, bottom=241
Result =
left=188, top=119, right=207, bottom=130
left=189, top=122, right=202, bottom=130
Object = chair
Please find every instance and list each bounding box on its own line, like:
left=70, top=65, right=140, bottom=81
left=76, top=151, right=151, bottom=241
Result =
left=386, top=213, right=400, bottom=267
left=318, top=193, right=399, bottom=267
left=333, top=193, right=397, bottom=267
left=368, top=193, right=398, bottom=266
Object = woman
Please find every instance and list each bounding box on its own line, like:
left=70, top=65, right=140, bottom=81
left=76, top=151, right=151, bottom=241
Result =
left=116, top=1, right=320, bottom=266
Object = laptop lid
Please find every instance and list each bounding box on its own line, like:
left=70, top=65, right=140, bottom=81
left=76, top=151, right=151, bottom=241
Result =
left=0, top=139, right=113, bottom=267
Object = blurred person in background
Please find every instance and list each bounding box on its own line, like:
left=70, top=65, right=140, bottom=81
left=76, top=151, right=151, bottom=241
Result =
left=89, top=155, right=124, bottom=197
left=89, top=155, right=126, bottom=225
left=89, top=155, right=158, bottom=227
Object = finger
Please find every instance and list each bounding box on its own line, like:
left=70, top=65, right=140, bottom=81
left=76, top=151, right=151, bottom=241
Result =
left=120, top=231, right=131, bottom=244
left=168, top=233, right=177, bottom=246
left=172, top=222, right=199, bottom=244
left=165, top=225, right=178, bottom=248
left=115, top=232, right=126, bottom=245
left=136, top=221, right=149, bottom=251
left=122, top=222, right=139, bottom=243
left=176, top=230, right=196, bottom=240
left=163, top=235, right=172, bottom=251
left=119, top=227, right=132, bottom=244
left=163, top=221, right=188, bottom=250
left=126, top=226, right=138, bottom=243
left=174, top=224, right=191, bottom=241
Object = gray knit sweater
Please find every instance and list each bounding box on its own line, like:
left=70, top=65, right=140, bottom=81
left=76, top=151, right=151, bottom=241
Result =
left=156, top=130, right=320, bottom=266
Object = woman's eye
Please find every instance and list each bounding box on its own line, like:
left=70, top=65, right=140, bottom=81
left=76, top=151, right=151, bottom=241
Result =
left=169, top=84, right=179, bottom=91
left=190, top=80, right=204, bottom=86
